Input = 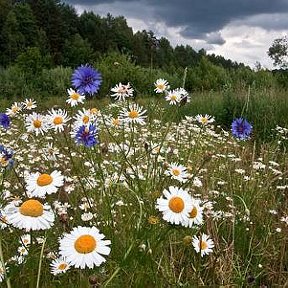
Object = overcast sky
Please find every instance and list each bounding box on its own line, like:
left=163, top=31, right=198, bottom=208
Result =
left=64, top=0, right=288, bottom=69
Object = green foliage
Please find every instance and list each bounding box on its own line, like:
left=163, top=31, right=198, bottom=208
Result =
left=62, top=34, right=95, bottom=67
left=16, top=47, right=52, bottom=76
left=96, top=52, right=182, bottom=97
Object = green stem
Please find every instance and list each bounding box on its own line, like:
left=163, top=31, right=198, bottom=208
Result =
left=0, top=236, right=11, bottom=288
left=36, top=237, right=46, bottom=288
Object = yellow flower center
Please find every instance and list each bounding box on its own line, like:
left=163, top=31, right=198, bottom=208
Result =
left=189, top=206, right=198, bottom=218
left=53, top=116, right=63, bottom=125
left=128, top=110, right=139, bottom=119
left=157, top=84, right=165, bottom=90
left=19, top=199, right=44, bottom=217
left=26, top=101, right=33, bottom=108
left=112, top=118, right=120, bottom=126
left=90, top=108, right=98, bottom=114
left=172, top=168, right=180, bottom=176
left=168, top=197, right=184, bottom=213
left=74, top=235, right=97, bottom=254
left=0, top=157, right=8, bottom=167
left=171, top=95, right=177, bottom=100
left=71, top=93, right=80, bottom=100
left=200, top=240, right=208, bottom=250
left=148, top=216, right=159, bottom=225
left=201, top=117, right=208, bottom=124
left=33, top=119, right=42, bottom=128
left=82, top=115, right=90, bottom=124
left=12, top=106, right=19, bottom=113
left=58, top=263, right=68, bottom=270
left=37, top=174, right=53, bottom=186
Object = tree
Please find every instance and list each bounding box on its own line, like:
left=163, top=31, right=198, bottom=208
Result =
left=268, top=36, right=288, bottom=68
left=62, top=34, right=95, bottom=67
left=1, top=10, right=25, bottom=65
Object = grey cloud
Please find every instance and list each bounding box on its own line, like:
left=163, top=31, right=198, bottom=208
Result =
left=64, top=0, right=288, bottom=41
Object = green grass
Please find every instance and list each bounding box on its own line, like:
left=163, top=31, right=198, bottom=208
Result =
left=0, top=94, right=288, bottom=287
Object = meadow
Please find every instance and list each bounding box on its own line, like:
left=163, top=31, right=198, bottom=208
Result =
left=0, top=65, right=288, bottom=287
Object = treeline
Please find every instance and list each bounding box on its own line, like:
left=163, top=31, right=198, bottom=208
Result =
left=0, top=0, right=287, bottom=98
left=0, top=0, right=247, bottom=70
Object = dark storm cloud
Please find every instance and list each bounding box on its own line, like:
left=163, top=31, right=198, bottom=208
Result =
left=64, top=0, right=288, bottom=43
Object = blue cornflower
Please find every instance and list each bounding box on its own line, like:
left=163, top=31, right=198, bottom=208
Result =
left=74, top=124, right=99, bottom=147
left=71, top=65, right=102, bottom=95
left=0, top=113, right=10, bottom=129
left=231, top=118, right=252, bottom=140
left=0, top=144, right=14, bottom=168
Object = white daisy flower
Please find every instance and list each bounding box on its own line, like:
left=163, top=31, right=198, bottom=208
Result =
left=165, top=90, right=182, bottom=105
left=26, top=170, right=64, bottom=198
left=154, top=79, right=170, bottom=93
left=42, top=143, right=60, bottom=161
left=18, top=245, right=29, bottom=256
left=119, top=103, right=147, bottom=125
left=165, top=163, right=189, bottom=183
left=25, top=112, right=49, bottom=136
left=47, top=109, right=70, bottom=132
left=66, top=88, right=85, bottom=107
left=195, top=114, right=215, bottom=126
left=156, top=186, right=193, bottom=225
left=50, top=257, right=70, bottom=275
left=111, top=82, right=134, bottom=101
left=59, top=226, right=111, bottom=269
left=0, top=208, right=8, bottom=229
left=22, top=99, right=37, bottom=110
left=0, top=262, right=7, bottom=283
left=182, top=198, right=203, bottom=227
left=5, top=199, right=55, bottom=231
left=176, top=87, right=190, bottom=103
left=19, top=234, right=31, bottom=246
left=73, top=108, right=97, bottom=127
left=192, top=233, right=214, bottom=257
left=6, top=102, right=22, bottom=117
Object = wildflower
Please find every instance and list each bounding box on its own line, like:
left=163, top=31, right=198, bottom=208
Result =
left=177, top=87, right=190, bottom=104
left=5, top=199, right=55, bottom=231
left=6, top=102, right=22, bottom=117
left=156, top=186, right=192, bottom=225
left=231, top=118, right=252, bottom=140
left=165, top=90, right=181, bottom=105
left=22, top=99, right=37, bottom=110
left=0, top=145, right=14, bottom=168
left=111, top=82, right=134, bottom=101
left=71, top=65, right=102, bottom=95
left=26, top=170, right=64, bottom=198
left=182, top=198, right=204, bottom=227
left=195, top=114, right=215, bottom=125
left=148, top=215, right=160, bottom=225
left=154, top=79, right=170, bottom=93
left=119, top=103, right=147, bottom=125
left=165, top=162, right=189, bottom=183
left=42, top=143, right=60, bottom=161
left=0, top=262, right=7, bottom=283
left=59, top=226, right=111, bottom=269
left=73, top=108, right=97, bottom=127
left=47, top=109, right=70, bottom=132
left=192, top=233, right=214, bottom=257
left=73, top=124, right=99, bottom=147
left=50, top=257, right=70, bottom=275
left=0, top=209, right=8, bottom=229
left=25, top=112, right=49, bottom=136
left=0, top=113, right=10, bottom=129
left=66, top=88, right=85, bottom=107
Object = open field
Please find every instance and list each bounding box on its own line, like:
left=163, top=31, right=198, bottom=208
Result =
left=0, top=76, right=288, bottom=287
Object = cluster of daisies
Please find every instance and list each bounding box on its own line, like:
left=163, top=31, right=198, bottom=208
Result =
left=0, top=64, right=260, bottom=285
left=154, top=78, right=190, bottom=105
